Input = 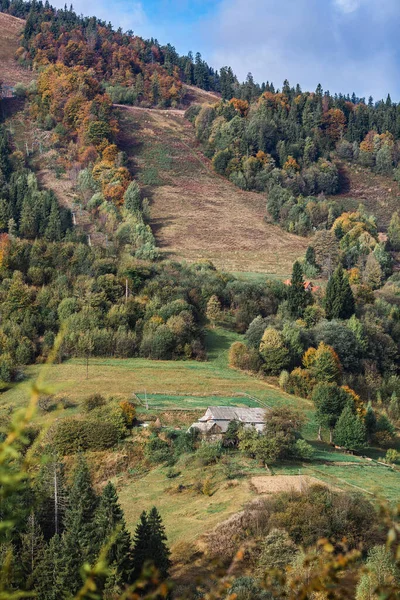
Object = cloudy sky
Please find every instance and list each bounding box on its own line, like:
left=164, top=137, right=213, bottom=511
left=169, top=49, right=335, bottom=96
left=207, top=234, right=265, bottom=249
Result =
left=52, top=0, right=400, bottom=101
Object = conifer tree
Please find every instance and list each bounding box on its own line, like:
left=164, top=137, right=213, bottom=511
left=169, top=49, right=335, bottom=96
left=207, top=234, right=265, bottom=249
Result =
left=132, top=508, right=171, bottom=581
left=44, top=200, right=62, bottom=242
left=95, top=482, right=134, bottom=586
left=325, top=265, right=355, bottom=320
left=62, top=454, right=99, bottom=592
left=132, top=510, right=152, bottom=580
left=34, top=534, right=66, bottom=600
left=334, top=404, right=366, bottom=450
left=287, top=261, right=310, bottom=318
left=123, top=181, right=141, bottom=214
left=147, top=507, right=171, bottom=579
left=20, top=512, right=45, bottom=589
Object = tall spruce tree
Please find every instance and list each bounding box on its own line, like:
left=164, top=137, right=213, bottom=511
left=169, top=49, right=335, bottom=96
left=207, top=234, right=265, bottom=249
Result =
left=325, top=265, right=355, bottom=320
left=95, top=482, right=134, bottom=586
left=132, top=508, right=171, bottom=581
left=287, top=261, right=310, bottom=318
left=334, top=403, right=366, bottom=450
left=62, top=454, right=99, bottom=593
left=147, top=507, right=171, bottom=579
left=44, top=200, right=62, bottom=242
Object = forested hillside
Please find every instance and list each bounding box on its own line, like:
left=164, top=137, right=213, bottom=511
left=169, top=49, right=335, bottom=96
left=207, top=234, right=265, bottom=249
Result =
left=2, top=1, right=400, bottom=599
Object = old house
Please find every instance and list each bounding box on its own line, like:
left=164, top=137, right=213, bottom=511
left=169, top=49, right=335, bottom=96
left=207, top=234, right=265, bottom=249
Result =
left=188, top=406, right=268, bottom=438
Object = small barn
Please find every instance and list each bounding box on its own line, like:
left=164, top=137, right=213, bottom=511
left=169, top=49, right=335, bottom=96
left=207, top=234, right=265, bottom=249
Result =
left=188, top=406, right=268, bottom=439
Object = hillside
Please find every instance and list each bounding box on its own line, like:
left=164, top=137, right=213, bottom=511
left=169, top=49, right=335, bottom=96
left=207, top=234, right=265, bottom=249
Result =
left=118, top=105, right=308, bottom=276
left=0, top=12, right=33, bottom=86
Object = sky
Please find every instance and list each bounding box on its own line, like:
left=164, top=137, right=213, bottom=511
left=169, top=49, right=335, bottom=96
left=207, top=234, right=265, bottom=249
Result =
left=52, top=0, right=400, bottom=101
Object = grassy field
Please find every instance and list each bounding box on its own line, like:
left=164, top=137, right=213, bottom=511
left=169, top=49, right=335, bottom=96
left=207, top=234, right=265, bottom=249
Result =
left=0, top=328, right=316, bottom=434
left=117, top=105, right=307, bottom=276
left=117, top=458, right=258, bottom=547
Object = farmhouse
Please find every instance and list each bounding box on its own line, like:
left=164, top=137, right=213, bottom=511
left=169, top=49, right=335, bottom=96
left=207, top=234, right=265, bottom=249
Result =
left=188, top=406, right=268, bottom=437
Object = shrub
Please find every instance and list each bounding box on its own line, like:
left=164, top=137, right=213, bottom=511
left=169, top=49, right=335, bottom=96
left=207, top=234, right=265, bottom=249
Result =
left=145, top=434, right=172, bottom=464
left=385, top=449, right=400, bottom=464
left=196, top=441, right=222, bottom=465
left=119, top=400, right=136, bottom=426
left=52, top=418, right=120, bottom=453
left=228, top=342, right=262, bottom=372
left=82, top=393, right=106, bottom=412
left=287, top=367, right=317, bottom=398
left=293, top=439, right=314, bottom=460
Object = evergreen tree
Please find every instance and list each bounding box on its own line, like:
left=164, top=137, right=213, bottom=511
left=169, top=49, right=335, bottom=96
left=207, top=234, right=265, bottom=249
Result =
left=123, top=181, right=141, bottom=214
left=44, top=200, right=62, bottom=241
left=325, top=266, right=355, bottom=320
left=364, top=402, right=377, bottom=443
left=20, top=512, right=46, bottom=589
left=147, top=507, right=171, bottom=579
left=34, top=534, right=66, bottom=600
left=334, top=404, right=366, bottom=450
left=131, top=510, right=152, bottom=580
left=287, top=261, right=310, bottom=318
left=132, top=508, right=171, bottom=580
left=95, top=482, right=134, bottom=586
left=62, top=454, right=99, bottom=593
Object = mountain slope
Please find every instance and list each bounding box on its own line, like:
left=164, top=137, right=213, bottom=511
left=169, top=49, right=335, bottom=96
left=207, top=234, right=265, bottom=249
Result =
left=118, top=105, right=308, bottom=276
left=0, top=12, right=33, bottom=86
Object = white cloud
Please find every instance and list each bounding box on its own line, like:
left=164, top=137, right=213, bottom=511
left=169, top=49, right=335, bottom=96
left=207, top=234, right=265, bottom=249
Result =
left=205, top=0, right=399, bottom=100
left=334, top=0, right=362, bottom=13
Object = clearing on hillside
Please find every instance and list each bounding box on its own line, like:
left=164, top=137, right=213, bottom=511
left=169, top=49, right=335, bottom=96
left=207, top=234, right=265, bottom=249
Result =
left=118, top=105, right=308, bottom=276
left=332, top=161, right=400, bottom=230
left=0, top=13, right=34, bottom=86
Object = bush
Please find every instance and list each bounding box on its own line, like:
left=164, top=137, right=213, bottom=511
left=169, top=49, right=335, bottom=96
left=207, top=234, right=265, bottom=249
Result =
left=196, top=441, right=223, bottom=465
left=385, top=448, right=400, bottom=464
left=52, top=418, right=120, bottom=453
left=119, top=400, right=136, bottom=426
left=293, top=439, right=314, bottom=460
left=228, top=342, right=262, bottom=372
left=82, top=393, right=106, bottom=412
left=145, top=434, right=172, bottom=464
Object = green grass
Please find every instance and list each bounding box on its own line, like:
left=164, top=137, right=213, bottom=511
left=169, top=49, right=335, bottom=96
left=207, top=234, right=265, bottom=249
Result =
left=0, top=327, right=314, bottom=427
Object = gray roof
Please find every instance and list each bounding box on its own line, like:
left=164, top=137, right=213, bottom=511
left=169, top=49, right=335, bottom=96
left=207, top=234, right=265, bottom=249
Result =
left=199, top=406, right=267, bottom=424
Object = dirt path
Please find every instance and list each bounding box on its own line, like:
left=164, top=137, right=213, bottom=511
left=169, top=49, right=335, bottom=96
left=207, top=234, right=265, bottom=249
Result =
left=117, top=105, right=307, bottom=276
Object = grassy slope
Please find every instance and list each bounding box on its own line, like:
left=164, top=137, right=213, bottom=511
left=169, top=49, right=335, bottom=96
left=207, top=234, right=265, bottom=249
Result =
left=332, top=161, right=400, bottom=231
left=0, top=13, right=34, bottom=86
left=1, top=328, right=312, bottom=421
left=117, top=105, right=308, bottom=277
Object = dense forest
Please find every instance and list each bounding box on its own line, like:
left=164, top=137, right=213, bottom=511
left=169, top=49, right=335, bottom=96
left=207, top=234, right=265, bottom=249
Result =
left=2, top=0, right=400, bottom=598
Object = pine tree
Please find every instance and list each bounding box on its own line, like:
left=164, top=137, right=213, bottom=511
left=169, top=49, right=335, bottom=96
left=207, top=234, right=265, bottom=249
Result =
left=132, top=508, right=171, bottom=581
left=364, top=402, right=377, bottom=443
left=287, top=261, right=310, bottom=318
left=325, top=266, right=355, bottom=320
left=334, top=404, right=366, bottom=450
left=95, top=482, right=134, bottom=586
left=62, top=454, right=99, bottom=593
left=147, top=507, right=171, bottom=579
left=20, top=512, right=45, bottom=589
left=123, top=181, right=141, bottom=214
left=131, top=510, right=152, bottom=580
left=34, top=534, right=66, bottom=600
left=44, top=200, right=62, bottom=242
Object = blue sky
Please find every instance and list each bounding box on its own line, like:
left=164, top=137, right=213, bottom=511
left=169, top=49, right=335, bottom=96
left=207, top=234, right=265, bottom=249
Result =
left=54, top=0, right=400, bottom=101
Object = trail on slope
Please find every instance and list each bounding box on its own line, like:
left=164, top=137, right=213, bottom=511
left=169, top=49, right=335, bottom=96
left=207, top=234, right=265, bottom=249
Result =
left=117, top=105, right=307, bottom=276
